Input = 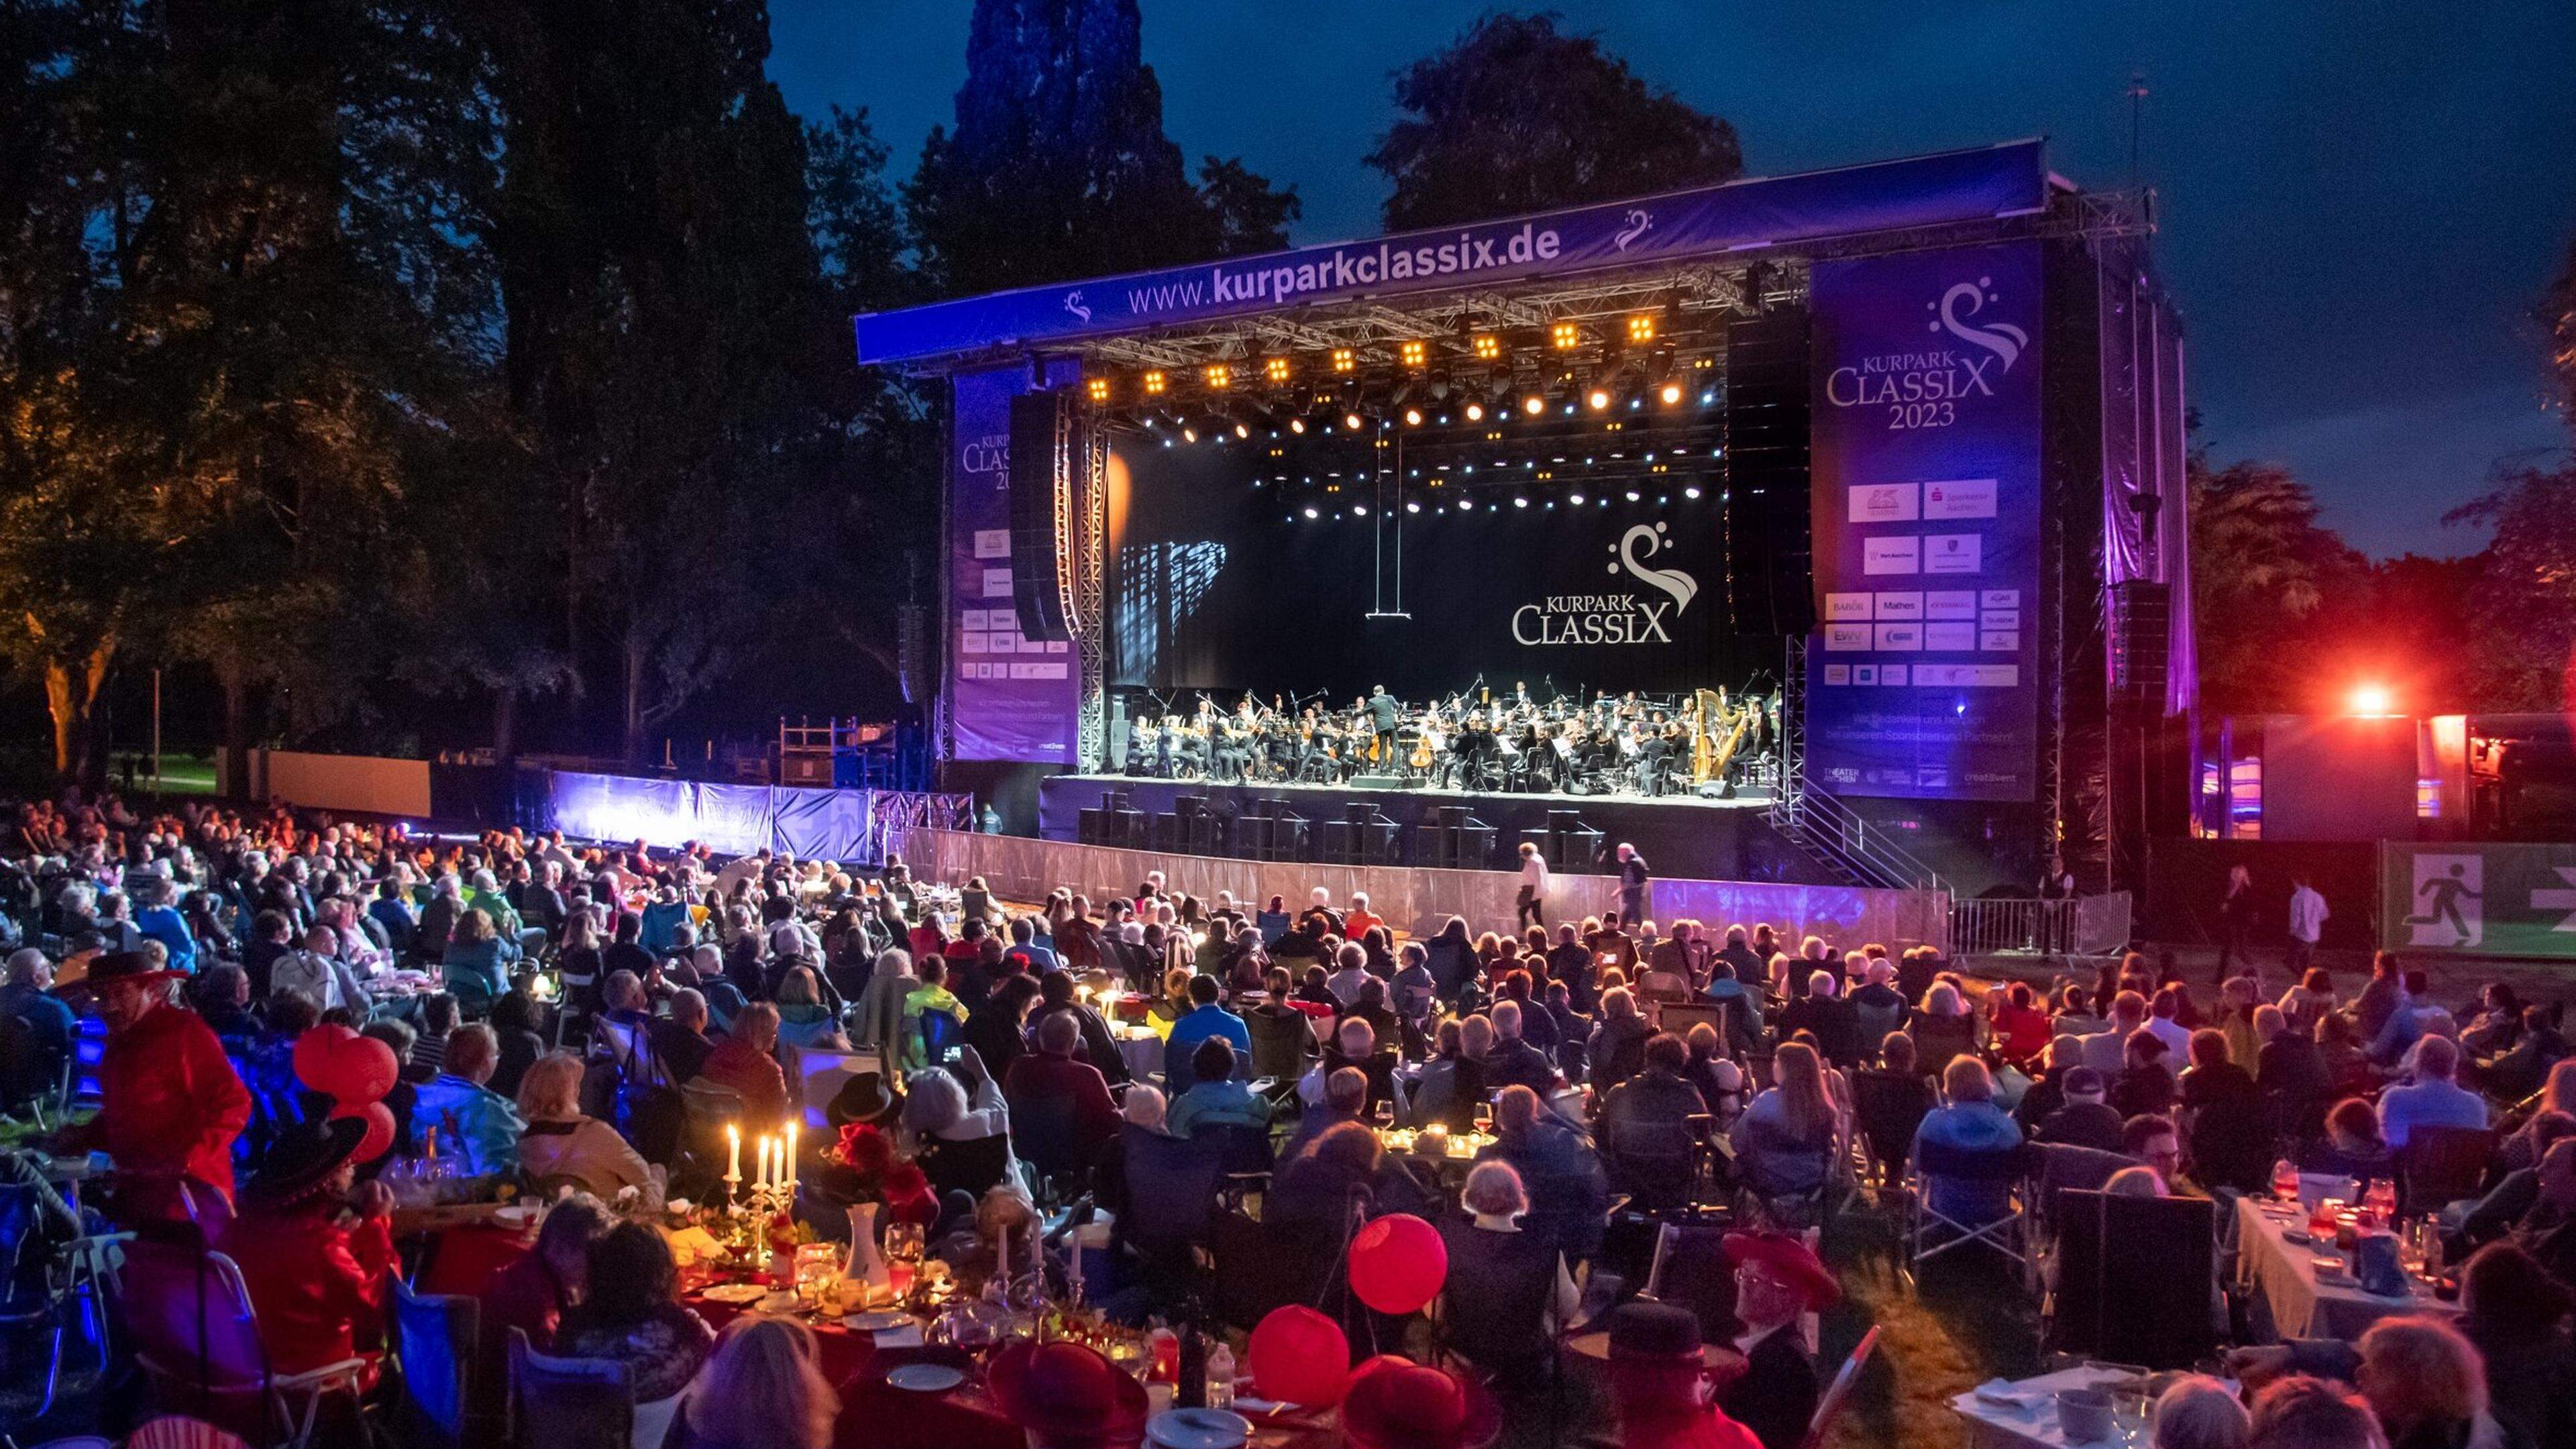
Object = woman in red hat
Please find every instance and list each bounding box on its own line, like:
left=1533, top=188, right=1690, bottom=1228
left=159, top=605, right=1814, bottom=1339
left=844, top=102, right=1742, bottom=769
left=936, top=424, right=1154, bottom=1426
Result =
left=220, top=1116, right=398, bottom=1381
left=1338, top=1355, right=1501, bottom=1449
left=987, top=1340, right=1150, bottom=1449
left=1714, top=1232, right=1839, bottom=1449
left=1597, top=1303, right=1762, bottom=1449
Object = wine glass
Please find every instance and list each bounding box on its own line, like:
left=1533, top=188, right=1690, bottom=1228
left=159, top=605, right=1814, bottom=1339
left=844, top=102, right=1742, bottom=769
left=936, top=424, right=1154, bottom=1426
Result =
left=884, top=1219, right=925, bottom=1267
left=1373, top=1099, right=1395, bottom=1128
left=1472, top=1104, right=1494, bottom=1135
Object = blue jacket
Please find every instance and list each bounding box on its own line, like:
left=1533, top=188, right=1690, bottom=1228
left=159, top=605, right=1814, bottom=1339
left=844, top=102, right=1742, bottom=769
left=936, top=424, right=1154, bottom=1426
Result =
left=134, top=905, right=196, bottom=975
left=1163, top=1004, right=1251, bottom=1094
left=1167, top=1078, right=1271, bottom=1136
left=409, top=1073, right=525, bottom=1176
left=1912, top=1099, right=2025, bottom=1222
left=441, top=936, right=519, bottom=1008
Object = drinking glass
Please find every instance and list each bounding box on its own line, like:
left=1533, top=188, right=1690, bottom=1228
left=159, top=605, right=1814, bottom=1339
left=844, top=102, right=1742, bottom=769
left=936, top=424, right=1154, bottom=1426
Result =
left=885, top=1220, right=926, bottom=1266
left=1373, top=1101, right=1395, bottom=1128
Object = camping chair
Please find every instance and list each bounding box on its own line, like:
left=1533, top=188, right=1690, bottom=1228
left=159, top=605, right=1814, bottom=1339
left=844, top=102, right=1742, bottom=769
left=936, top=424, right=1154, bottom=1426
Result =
left=913, top=1007, right=964, bottom=1066
left=1117, top=1124, right=1230, bottom=1295
left=1605, top=1117, right=1705, bottom=1218
left=2045, top=1190, right=2216, bottom=1369
left=506, top=1328, right=633, bottom=1449
left=590, top=1017, right=664, bottom=1091
left=1904, top=1138, right=2036, bottom=1287
left=1642, top=1222, right=1739, bottom=1343
left=388, top=1277, right=480, bottom=1449
left=116, top=1225, right=368, bottom=1448
left=791, top=1046, right=869, bottom=1132
left=1849, top=1071, right=1933, bottom=1198
left=0, top=1184, right=117, bottom=1433
left=2395, top=1126, right=2497, bottom=1218
left=1796, top=1324, right=1883, bottom=1449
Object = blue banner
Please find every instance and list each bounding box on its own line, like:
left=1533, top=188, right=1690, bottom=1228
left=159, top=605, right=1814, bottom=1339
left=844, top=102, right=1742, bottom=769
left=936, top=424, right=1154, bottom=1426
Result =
left=951, top=364, right=1083, bottom=763
left=857, top=142, right=2049, bottom=364
left=543, top=772, right=883, bottom=861
left=1805, top=241, right=2044, bottom=802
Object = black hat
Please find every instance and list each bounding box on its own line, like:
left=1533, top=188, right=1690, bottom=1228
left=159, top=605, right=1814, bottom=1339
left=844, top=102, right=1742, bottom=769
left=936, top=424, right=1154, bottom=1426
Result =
left=1568, top=1301, right=1730, bottom=1370
left=245, top=1116, right=368, bottom=1207
left=2062, top=1066, right=2106, bottom=1096
left=826, top=1071, right=902, bottom=1128
left=63, top=948, right=184, bottom=995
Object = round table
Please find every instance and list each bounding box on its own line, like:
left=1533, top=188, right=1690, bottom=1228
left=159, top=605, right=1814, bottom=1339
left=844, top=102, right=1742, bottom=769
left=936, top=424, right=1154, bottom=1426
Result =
left=683, top=1290, right=1026, bottom=1449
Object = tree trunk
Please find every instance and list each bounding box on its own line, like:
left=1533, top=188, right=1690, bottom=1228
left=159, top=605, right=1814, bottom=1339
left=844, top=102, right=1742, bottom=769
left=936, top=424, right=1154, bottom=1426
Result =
left=219, top=659, right=252, bottom=802
left=39, top=636, right=116, bottom=784
left=492, top=684, right=520, bottom=765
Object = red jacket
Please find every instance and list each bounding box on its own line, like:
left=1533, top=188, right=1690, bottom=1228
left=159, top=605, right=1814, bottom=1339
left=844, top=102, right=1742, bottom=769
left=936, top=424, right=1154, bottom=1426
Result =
left=697, top=1034, right=790, bottom=1123
left=223, top=1206, right=396, bottom=1375
left=90, top=1002, right=254, bottom=1205
left=1001, top=1051, right=1120, bottom=1158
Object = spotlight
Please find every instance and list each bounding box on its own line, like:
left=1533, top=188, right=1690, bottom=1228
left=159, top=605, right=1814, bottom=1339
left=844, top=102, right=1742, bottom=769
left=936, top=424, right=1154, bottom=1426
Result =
left=1142, top=370, right=1167, bottom=396
left=1344, top=413, right=1364, bottom=431
left=1301, top=506, right=1320, bottom=520
left=1181, top=425, right=1198, bottom=443
left=1521, top=394, right=1546, bottom=417
left=1625, top=490, right=1641, bottom=502
left=1289, top=417, right=1307, bottom=435
left=1203, top=364, right=1231, bottom=389
left=1569, top=493, right=1586, bottom=505
left=1626, top=313, right=1656, bottom=343
left=1264, top=356, right=1291, bottom=384
left=1405, top=500, right=1421, bottom=514
left=1550, top=321, right=1580, bottom=350
left=1233, top=422, right=1250, bottom=439
left=1471, top=333, right=1501, bottom=360
left=1513, top=496, right=1528, bottom=508
left=1402, top=407, right=1424, bottom=427
left=2349, top=684, right=2396, bottom=716
left=1330, top=347, right=1356, bottom=373
left=1085, top=376, right=1111, bottom=403
left=1684, top=486, right=1702, bottom=499
left=1353, top=504, right=1368, bottom=516
left=1658, top=381, right=1684, bottom=406
left=1457, top=499, right=1473, bottom=512
left=1587, top=387, right=1612, bottom=411
left=1464, top=402, right=1485, bottom=422
left=1399, top=339, right=1428, bottom=368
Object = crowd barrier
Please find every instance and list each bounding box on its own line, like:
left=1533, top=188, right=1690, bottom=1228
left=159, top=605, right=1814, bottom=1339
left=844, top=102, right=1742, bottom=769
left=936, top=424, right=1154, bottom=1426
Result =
left=541, top=771, right=969, bottom=865
left=890, top=827, right=1951, bottom=953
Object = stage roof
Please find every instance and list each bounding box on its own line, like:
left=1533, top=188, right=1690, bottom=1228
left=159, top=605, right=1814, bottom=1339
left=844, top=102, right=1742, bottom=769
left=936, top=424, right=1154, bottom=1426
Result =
left=856, top=140, right=2062, bottom=370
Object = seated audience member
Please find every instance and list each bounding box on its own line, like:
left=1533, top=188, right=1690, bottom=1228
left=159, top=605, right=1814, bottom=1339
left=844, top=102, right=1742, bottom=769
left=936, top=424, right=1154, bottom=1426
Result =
left=1310, top=1016, right=1407, bottom=1124
left=2471, top=1006, right=2569, bottom=1100
left=900, top=957, right=968, bottom=1070
left=1906, top=981, right=1982, bottom=1066
left=1847, top=959, right=1909, bottom=1045
left=1411, top=1016, right=1489, bottom=1132
left=485, top=1193, right=610, bottom=1357
left=2298, top=1097, right=2396, bottom=1194
left=1002, top=1010, right=1120, bottom=1163
left=2079, top=991, right=2151, bottom=1075
left=773, top=966, right=845, bottom=1051
left=2229, top=1315, right=2498, bottom=1449
left=439, top=907, right=517, bottom=1012
left=2275, top=968, right=2339, bottom=1040
left=2110, top=1029, right=2178, bottom=1119
left=1589, top=987, right=1654, bottom=1092
left=697, top=1001, right=791, bottom=1122
left=486, top=986, right=546, bottom=1099
left=2213, top=977, right=2263, bottom=1070
left=1476, top=1083, right=1610, bottom=1255
left=1242, top=967, right=1319, bottom=1082
left=1484, top=998, right=1560, bottom=1096
left=2123, top=1114, right=2188, bottom=1194
left=557, top=1223, right=714, bottom=1449
left=1438, top=1161, right=1581, bottom=1379
left=2375, top=1035, right=2486, bottom=1150
left=410, top=1023, right=525, bottom=1177
left=1601, top=1032, right=1708, bottom=1169
left=1733, top=1041, right=1839, bottom=1210
left=903, top=1059, right=1014, bottom=1202
left=2144, top=986, right=2194, bottom=1065
left=273, top=924, right=372, bottom=1015
left=1161, top=973, right=1250, bottom=1096
left=2444, top=1113, right=2575, bottom=1260
left=1716, top=1231, right=1838, bottom=1449
left=1911, top=1055, right=2025, bottom=1223
left=2051, top=985, right=2106, bottom=1040
left=221, top=1117, right=396, bottom=1379
left=1165, top=1037, right=1270, bottom=1138
left=1281, top=1066, right=1368, bottom=1163
left=669, top=1315, right=838, bottom=1449
left=2035, top=1067, right=2125, bottom=1152
left=650, top=987, right=717, bottom=1085
left=358, top=1018, right=419, bottom=1155
left=2366, top=969, right=2440, bottom=1067
left=2178, top=1026, right=2270, bottom=1194
left=1776, top=970, right=1860, bottom=1069
left=1989, top=981, right=2055, bottom=1068
left=2244, top=1376, right=2381, bottom=1449
left=192, top=962, right=262, bottom=1040
left=1597, top=1301, right=1763, bottom=1449
left=2255, top=1004, right=2331, bottom=1141
left=2012, top=1035, right=2082, bottom=1134
left=961, top=972, right=1039, bottom=1080
left=2149, top=1375, right=2249, bottom=1449
left=1267, top=1120, right=1425, bottom=1228
left=2103, top=1164, right=2169, bottom=1198
left=2314, top=1014, right=2377, bottom=1097
left=1324, top=942, right=1373, bottom=1008
left=410, top=991, right=459, bottom=1079
left=1684, top=1023, right=1744, bottom=1127
left=517, top=1050, right=655, bottom=1201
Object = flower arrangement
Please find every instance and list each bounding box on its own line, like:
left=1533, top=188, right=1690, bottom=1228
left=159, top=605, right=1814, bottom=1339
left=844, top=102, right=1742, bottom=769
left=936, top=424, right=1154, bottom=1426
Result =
left=824, top=1124, right=940, bottom=1228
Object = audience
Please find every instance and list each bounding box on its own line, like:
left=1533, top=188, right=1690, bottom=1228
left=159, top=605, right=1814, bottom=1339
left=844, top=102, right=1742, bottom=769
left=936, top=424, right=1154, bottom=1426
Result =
left=557, top=1222, right=715, bottom=1449
left=515, top=1050, right=655, bottom=1201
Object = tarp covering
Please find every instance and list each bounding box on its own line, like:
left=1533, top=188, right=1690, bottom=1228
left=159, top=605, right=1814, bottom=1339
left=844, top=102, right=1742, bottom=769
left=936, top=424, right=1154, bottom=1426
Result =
left=856, top=142, right=2050, bottom=366
left=543, top=771, right=881, bottom=863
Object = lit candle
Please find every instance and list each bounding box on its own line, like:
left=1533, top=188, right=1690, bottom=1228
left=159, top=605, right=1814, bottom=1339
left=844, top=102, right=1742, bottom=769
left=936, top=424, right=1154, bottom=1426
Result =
left=755, top=1136, right=771, bottom=1189
left=784, top=1122, right=799, bottom=1190
left=727, top=1124, right=742, bottom=1183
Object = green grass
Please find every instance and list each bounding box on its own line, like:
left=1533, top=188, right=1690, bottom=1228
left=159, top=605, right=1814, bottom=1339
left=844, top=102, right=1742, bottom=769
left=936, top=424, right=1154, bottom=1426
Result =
left=103, top=751, right=219, bottom=795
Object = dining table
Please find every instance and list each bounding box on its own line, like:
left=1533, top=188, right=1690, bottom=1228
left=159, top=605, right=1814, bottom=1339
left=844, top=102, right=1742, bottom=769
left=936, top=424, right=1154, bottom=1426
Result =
left=2231, top=1195, right=2460, bottom=1341
left=1948, top=1363, right=2163, bottom=1449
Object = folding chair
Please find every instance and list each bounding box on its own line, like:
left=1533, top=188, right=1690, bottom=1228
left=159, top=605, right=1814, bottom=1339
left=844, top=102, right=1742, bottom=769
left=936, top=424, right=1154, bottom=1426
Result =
left=1796, top=1324, right=1882, bottom=1449
left=1642, top=1222, right=1739, bottom=1342
left=117, top=1227, right=368, bottom=1448
left=2395, top=1126, right=2497, bottom=1218
left=790, top=1046, right=869, bottom=1132
left=1904, top=1138, right=2035, bottom=1285
left=2045, top=1190, right=2215, bottom=1369
left=506, top=1327, right=634, bottom=1449
left=388, top=1277, right=480, bottom=1449
left=591, top=1017, right=665, bottom=1091
left=1849, top=1071, right=1933, bottom=1198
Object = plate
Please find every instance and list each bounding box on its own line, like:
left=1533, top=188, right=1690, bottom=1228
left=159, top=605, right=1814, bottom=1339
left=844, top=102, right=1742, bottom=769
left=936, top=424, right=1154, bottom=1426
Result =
left=886, top=1362, right=965, bottom=1393
left=1147, top=1407, right=1252, bottom=1449
left=756, top=1291, right=801, bottom=1313
left=699, top=1283, right=768, bottom=1305
left=843, top=1309, right=914, bottom=1332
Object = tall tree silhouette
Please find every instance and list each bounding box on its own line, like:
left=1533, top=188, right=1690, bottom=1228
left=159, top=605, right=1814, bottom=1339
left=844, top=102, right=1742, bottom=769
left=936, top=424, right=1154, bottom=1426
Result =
left=1369, top=12, right=1742, bottom=231
left=905, top=0, right=1297, bottom=297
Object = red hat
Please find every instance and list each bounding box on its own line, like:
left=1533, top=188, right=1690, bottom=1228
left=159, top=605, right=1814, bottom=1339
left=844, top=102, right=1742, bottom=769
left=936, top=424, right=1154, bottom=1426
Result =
left=1722, top=1231, right=1839, bottom=1311
left=1338, top=1355, right=1501, bottom=1449
left=987, top=1340, right=1149, bottom=1449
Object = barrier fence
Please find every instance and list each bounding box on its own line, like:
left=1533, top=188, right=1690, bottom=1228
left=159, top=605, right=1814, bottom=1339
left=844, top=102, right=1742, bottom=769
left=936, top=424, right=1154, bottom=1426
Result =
left=1949, top=892, right=2133, bottom=959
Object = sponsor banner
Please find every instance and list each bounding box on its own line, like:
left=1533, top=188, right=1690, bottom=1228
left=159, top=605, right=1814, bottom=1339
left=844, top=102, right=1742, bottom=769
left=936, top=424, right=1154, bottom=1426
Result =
left=951, top=365, right=1082, bottom=763
left=1806, top=242, right=2043, bottom=801
left=857, top=143, right=2048, bottom=364
left=2379, top=842, right=2576, bottom=959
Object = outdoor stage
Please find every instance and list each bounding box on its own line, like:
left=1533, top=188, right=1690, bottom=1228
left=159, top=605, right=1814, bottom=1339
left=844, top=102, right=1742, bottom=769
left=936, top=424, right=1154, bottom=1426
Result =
left=1038, top=772, right=1780, bottom=881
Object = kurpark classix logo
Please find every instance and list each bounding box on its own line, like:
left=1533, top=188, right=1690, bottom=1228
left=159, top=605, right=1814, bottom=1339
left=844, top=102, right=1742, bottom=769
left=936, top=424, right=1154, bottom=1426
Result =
left=1823, top=271, right=2029, bottom=431
left=1511, top=522, right=1697, bottom=647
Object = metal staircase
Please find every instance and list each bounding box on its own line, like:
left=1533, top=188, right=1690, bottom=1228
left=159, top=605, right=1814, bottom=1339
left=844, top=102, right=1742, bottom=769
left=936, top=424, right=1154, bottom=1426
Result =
left=1764, top=641, right=1951, bottom=895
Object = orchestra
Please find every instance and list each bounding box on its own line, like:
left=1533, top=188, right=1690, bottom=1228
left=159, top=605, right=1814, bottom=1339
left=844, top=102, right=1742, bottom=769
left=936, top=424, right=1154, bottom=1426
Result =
left=1118, top=682, right=1780, bottom=798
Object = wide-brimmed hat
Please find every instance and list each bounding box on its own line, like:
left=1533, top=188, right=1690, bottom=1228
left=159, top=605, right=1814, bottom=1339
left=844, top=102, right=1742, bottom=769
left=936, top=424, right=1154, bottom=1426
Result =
left=826, top=1071, right=902, bottom=1127
left=987, top=1340, right=1148, bottom=1449
left=1567, top=1301, right=1738, bottom=1373
left=60, top=949, right=185, bottom=995
left=1338, top=1356, right=1500, bottom=1449
left=1723, top=1230, right=1839, bottom=1311
left=244, top=1116, right=368, bottom=1208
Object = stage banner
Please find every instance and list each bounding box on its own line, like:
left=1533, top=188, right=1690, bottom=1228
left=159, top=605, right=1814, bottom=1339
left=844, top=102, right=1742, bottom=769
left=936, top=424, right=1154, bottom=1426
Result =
left=1805, top=241, right=2044, bottom=801
left=542, top=772, right=882, bottom=862
left=951, top=363, right=1082, bottom=763
left=2380, top=842, right=2576, bottom=960
left=859, top=143, right=2048, bottom=364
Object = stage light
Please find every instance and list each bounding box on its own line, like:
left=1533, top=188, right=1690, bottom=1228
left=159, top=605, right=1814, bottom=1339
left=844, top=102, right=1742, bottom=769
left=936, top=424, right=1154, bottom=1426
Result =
left=1403, top=407, right=1424, bottom=427
left=1457, top=498, right=1474, bottom=512
left=1330, top=347, right=1356, bottom=373
left=1399, top=339, right=1428, bottom=368
left=1085, top=376, right=1111, bottom=403
left=1684, top=486, right=1702, bottom=499
left=1471, top=333, right=1501, bottom=360
left=1550, top=321, right=1580, bottom=350
left=1344, top=412, right=1364, bottom=431
left=1625, top=490, right=1641, bottom=502
left=1569, top=493, right=1586, bottom=505
left=1521, top=394, right=1546, bottom=417
left=1265, top=356, right=1291, bottom=384
left=1233, top=422, right=1250, bottom=439
left=1464, top=402, right=1485, bottom=422
left=2349, top=684, right=2396, bottom=716
left=1587, top=387, right=1612, bottom=411
left=1658, top=381, right=1684, bottom=406
left=1142, top=370, right=1167, bottom=396
left=1700, top=390, right=1717, bottom=405
left=1628, top=315, right=1656, bottom=344
left=1301, top=506, right=1320, bottom=520
left=1289, top=416, right=1307, bottom=434
left=1513, top=496, right=1528, bottom=508
left=1353, top=504, right=1368, bottom=516
left=1405, top=500, right=1421, bottom=514
left=1181, top=425, right=1198, bottom=443
left=1204, top=364, right=1231, bottom=389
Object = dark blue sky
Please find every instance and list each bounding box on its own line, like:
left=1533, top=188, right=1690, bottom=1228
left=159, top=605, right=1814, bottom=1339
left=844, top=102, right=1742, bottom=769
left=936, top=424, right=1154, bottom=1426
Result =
left=768, top=1, right=2576, bottom=559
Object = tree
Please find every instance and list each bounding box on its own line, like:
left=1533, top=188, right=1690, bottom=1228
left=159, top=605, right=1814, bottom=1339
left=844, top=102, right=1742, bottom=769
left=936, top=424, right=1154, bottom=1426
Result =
left=2543, top=231, right=2576, bottom=415
left=2186, top=453, right=2367, bottom=714
left=2447, top=466, right=2576, bottom=711
left=904, top=0, right=1297, bottom=297
left=1368, top=12, right=1743, bottom=231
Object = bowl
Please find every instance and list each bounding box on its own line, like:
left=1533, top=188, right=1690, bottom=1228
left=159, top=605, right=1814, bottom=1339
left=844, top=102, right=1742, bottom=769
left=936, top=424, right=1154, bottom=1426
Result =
left=2056, top=1387, right=2116, bottom=1443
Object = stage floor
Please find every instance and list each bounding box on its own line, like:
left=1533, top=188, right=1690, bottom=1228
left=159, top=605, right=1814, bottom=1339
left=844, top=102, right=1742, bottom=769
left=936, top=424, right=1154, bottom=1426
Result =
left=1040, top=772, right=1783, bottom=882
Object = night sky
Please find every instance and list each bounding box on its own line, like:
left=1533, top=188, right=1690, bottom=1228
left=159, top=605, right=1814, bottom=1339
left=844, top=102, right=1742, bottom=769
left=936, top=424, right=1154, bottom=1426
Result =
left=768, top=1, right=2576, bottom=560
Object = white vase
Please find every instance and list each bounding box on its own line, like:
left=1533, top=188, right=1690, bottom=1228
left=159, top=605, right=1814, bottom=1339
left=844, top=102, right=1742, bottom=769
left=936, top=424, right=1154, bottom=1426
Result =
left=843, top=1200, right=892, bottom=1295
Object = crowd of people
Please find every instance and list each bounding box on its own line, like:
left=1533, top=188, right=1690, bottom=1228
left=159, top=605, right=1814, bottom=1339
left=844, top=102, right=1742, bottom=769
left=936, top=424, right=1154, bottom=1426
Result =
left=1, top=784, right=2571, bottom=1449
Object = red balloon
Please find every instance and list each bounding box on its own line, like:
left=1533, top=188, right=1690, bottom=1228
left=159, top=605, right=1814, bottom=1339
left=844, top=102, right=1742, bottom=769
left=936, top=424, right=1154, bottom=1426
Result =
left=331, top=1100, right=396, bottom=1163
left=291, top=1024, right=360, bottom=1093
left=294, top=1025, right=398, bottom=1104
left=1247, top=1305, right=1350, bottom=1407
left=1346, top=1214, right=1448, bottom=1316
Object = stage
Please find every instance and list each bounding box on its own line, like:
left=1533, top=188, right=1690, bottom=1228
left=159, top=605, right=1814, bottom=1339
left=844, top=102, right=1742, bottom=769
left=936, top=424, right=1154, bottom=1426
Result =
left=1038, top=772, right=1786, bottom=882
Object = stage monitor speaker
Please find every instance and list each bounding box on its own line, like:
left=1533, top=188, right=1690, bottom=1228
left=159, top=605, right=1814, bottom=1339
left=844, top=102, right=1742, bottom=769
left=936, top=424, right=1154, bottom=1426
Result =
left=2110, top=580, right=2171, bottom=704
left=1348, top=773, right=1421, bottom=791
left=1006, top=389, right=1074, bottom=643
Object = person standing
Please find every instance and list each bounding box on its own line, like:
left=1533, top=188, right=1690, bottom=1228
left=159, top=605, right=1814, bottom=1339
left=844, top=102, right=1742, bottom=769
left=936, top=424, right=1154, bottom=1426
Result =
left=1616, top=843, right=1651, bottom=929
left=1517, top=841, right=1550, bottom=932
left=2216, top=865, right=2256, bottom=985
left=2286, top=875, right=2328, bottom=977
left=63, top=951, right=254, bottom=1219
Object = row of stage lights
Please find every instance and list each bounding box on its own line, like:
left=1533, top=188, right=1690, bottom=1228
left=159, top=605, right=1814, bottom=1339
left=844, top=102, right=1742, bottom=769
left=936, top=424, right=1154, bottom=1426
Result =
left=1136, top=374, right=1719, bottom=444
left=1289, top=483, right=1716, bottom=523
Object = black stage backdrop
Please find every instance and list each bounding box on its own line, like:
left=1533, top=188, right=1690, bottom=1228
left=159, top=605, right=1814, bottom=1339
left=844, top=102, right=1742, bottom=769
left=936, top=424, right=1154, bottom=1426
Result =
left=1107, top=433, right=1762, bottom=704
